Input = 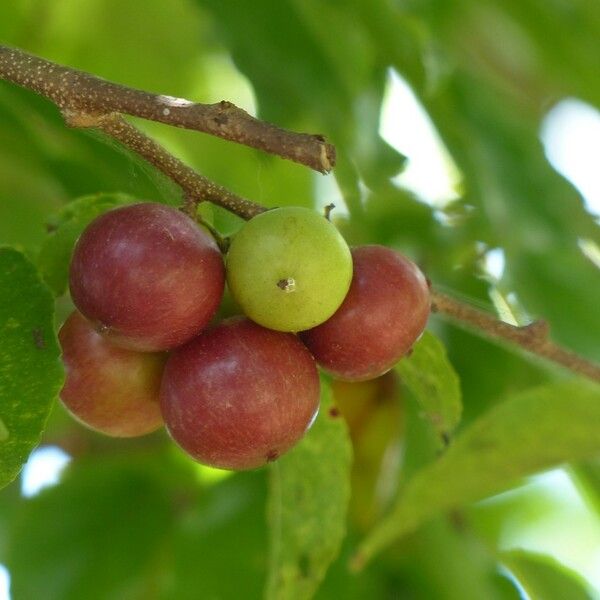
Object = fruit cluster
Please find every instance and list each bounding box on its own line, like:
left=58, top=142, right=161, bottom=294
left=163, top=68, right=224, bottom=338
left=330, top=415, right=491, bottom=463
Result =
left=59, top=202, right=430, bottom=470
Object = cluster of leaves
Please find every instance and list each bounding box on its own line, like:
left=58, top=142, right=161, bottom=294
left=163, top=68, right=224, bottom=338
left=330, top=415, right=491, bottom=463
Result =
left=0, top=0, right=599, bottom=598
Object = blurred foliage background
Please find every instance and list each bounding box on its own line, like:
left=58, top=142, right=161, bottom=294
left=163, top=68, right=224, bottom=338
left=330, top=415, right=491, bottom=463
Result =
left=0, top=0, right=599, bottom=598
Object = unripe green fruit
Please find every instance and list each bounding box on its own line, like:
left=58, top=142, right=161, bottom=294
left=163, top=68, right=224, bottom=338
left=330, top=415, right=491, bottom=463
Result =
left=226, top=207, right=353, bottom=332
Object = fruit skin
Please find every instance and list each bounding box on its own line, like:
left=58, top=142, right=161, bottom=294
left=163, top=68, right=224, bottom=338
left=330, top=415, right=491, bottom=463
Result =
left=300, top=245, right=430, bottom=381
left=160, top=316, right=320, bottom=470
left=59, top=311, right=165, bottom=437
left=332, top=372, right=404, bottom=530
left=69, top=202, right=225, bottom=351
left=226, top=207, right=352, bottom=332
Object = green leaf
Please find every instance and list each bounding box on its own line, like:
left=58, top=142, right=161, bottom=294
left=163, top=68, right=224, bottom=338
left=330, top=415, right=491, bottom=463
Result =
left=571, top=459, right=600, bottom=518
left=6, top=453, right=176, bottom=600
left=0, top=248, right=63, bottom=490
left=267, top=378, right=352, bottom=600
left=37, top=192, right=135, bottom=296
left=170, top=471, right=268, bottom=599
left=397, top=330, right=462, bottom=444
left=421, top=69, right=600, bottom=360
left=198, top=0, right=405, bottom=217
left=354, top=379, right=600, bottom=567
left=502, top=550, right=593, bottom=600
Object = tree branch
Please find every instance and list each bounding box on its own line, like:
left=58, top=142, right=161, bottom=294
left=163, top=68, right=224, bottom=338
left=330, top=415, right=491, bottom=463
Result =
left=64, top=111, right=266, bottom=220
left=431, top=290, right=600, bottom=383
left=0, top=44, right=335, bottom=173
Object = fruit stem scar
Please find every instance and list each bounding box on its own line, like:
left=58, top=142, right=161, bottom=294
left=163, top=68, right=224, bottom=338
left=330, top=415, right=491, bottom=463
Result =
left=266, top=449, right=279, bottom=462
left=94, top=322, right=111, bottom=336
left=277, top=278, right=296, bottom=293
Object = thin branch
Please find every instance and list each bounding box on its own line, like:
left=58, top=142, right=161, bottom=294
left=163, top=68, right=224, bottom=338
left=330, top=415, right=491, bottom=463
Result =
left=431, top=289, right=600, bottom=383
left=64, top=111, right=265, bottom=220
left=0, top=44, right=335, bottom=173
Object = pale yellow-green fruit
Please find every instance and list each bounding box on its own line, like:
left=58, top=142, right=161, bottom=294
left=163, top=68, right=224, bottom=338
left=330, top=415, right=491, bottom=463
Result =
left=226, top=207, right=353, bottom=332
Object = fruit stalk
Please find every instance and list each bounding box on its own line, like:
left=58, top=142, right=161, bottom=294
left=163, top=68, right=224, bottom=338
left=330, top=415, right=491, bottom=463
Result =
left=75, top=113, right=265, bottom=221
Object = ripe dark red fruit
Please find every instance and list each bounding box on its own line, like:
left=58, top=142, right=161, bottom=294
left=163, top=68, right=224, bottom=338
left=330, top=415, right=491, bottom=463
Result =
left=300, top=245, right=430, bottom=381
left=160, top=317, right=320, bottom=470
left=69, top=202, right=225, bottom=352
left=59, top=311, right=165, bottom=437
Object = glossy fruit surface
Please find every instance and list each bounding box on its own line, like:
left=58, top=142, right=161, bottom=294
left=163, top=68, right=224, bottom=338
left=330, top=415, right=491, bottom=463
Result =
left=160, top=317, right=320, bottom=470
left=69, top=202, right=224, bottom=351
left=59, top=311, right=165, bottom=437
left=226, top=207, right=352, bottom=332
left=301, top=245, right=430, bottom=381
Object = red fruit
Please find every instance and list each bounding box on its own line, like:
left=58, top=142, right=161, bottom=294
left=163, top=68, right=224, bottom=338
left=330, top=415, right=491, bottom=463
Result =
left=160, top=317, right=320, bottom=470
left=300, top=245, right=430, bottom=381
left=69, top=202, right=225, bottom=351
left=59, top=311, right=165, bottom=437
